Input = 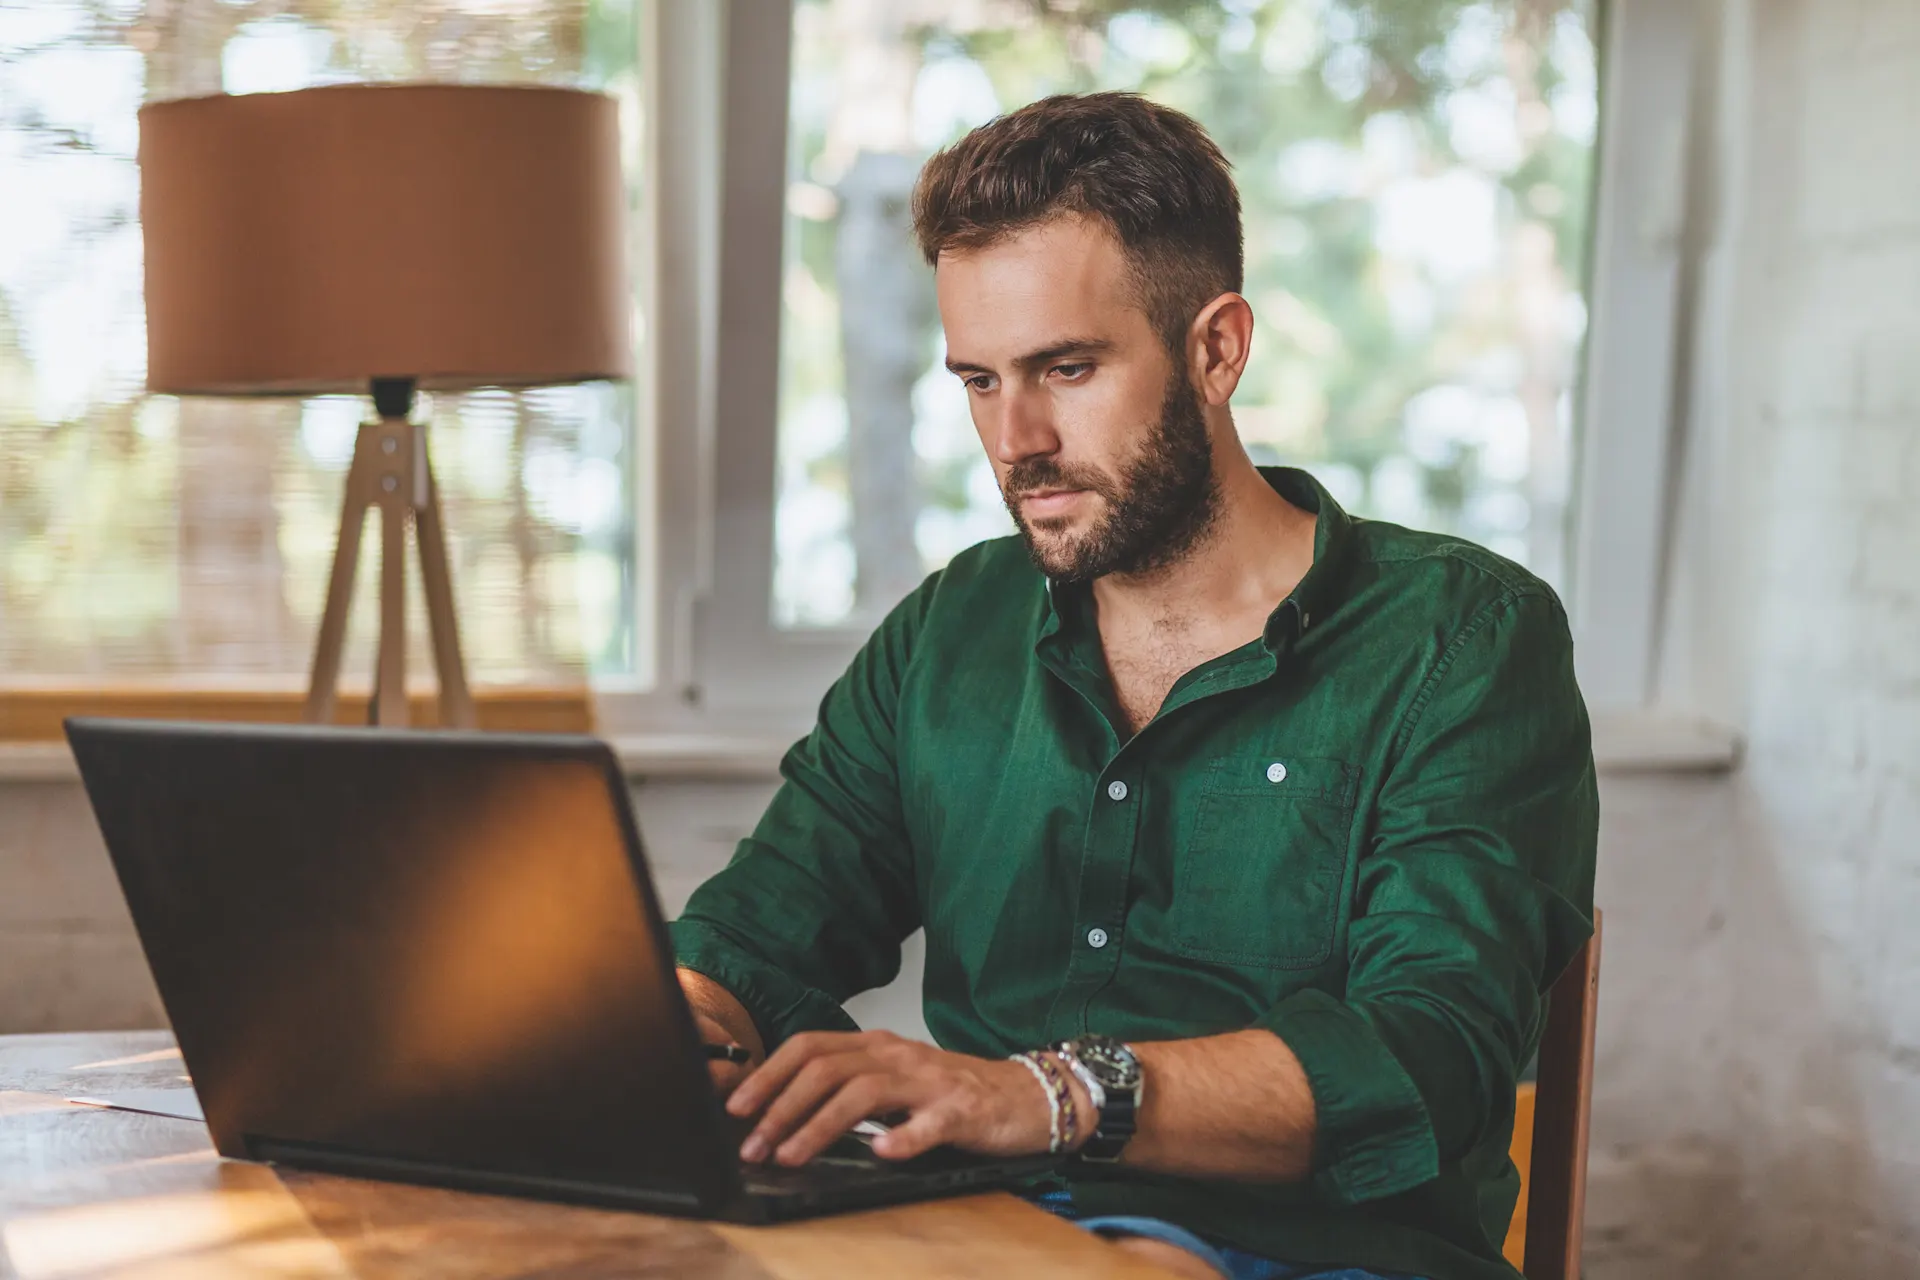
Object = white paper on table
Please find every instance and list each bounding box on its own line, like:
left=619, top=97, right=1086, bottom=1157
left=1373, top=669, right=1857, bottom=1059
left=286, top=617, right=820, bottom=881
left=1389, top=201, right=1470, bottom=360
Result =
left=67, top=1087, right=205, bottom=1123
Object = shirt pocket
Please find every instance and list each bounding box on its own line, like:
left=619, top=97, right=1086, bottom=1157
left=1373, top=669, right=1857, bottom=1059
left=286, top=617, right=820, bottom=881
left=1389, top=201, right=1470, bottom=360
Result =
left=1171, top=755, right=1360, bottom=970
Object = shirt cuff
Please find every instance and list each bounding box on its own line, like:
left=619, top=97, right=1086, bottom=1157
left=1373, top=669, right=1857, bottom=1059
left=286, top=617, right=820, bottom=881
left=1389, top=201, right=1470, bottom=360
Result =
left=1257, top=988, right=1440, bottom=1206
left=668, top=917, right=860, bottom=1048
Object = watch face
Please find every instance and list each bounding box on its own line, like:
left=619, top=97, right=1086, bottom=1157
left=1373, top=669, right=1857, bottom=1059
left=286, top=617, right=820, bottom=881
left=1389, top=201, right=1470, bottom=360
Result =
left=1075, top=1035, right=1142, bottom=1090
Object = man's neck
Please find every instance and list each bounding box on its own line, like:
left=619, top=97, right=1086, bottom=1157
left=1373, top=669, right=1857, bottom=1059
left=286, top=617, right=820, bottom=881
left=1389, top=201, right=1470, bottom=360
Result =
left=1090, top=451, right=1318, bottom=638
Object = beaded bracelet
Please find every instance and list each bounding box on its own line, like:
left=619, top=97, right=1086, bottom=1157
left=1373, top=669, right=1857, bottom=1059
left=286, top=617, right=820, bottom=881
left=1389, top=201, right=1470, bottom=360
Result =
left=1037, top=1050, right=1079, bottom=1151
left=1009, top=1049, right=1076, bottom=1154
left=1009, top=1053, right=1059, bottom=1153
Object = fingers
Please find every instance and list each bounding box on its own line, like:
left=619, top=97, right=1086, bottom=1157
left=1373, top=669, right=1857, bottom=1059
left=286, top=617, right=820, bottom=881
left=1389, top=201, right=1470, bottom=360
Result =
left=721, top=1031, right=1031, bottom=1167
left=871, top=1104, right=954, bottom=1161
left=741, top=1048, right=874, bottom=1162
left=772, top=1074, right=907, bottom=1166
left=726, top=1030, right=850, bottom=1120
left=730, top=1031, right=925, bottom=1164
left=729, top=1029, right=907, bottom=1118
left=730, top=1034, right=862, bottom=1160
left=706, top=1059, right=751, bottom=1098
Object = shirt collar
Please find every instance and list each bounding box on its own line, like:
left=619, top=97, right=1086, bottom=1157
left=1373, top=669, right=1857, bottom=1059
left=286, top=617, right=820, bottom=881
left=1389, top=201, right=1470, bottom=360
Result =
left=1260, top=465, right=1354, bottom=649
left=1035, top=465, right=1355, bottom=651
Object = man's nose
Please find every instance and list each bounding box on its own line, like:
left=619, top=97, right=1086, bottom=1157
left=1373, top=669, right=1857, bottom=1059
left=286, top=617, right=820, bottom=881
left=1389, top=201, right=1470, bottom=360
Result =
left=989, top=387, right=1059, bottom=466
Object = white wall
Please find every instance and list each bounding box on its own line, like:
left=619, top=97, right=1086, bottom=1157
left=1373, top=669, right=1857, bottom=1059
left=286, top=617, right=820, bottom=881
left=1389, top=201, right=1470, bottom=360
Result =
left=1716, top=0, right=1920, bottom=1269
left=0, top=781, right=161, bottom=1032
left=1581, top=1, right=1920, bottom=1275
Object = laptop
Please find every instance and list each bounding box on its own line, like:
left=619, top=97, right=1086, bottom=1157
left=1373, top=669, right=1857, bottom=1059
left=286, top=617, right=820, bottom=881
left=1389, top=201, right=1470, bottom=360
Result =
left=65, top=717, right=1057, bottom=1221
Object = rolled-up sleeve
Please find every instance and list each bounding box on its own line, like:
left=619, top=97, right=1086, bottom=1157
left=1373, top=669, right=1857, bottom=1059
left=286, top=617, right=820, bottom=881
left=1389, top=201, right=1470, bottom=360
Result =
left=1258, top=588, right=1598, bottom=1207
left=668, top=578, right=933, bottom=1048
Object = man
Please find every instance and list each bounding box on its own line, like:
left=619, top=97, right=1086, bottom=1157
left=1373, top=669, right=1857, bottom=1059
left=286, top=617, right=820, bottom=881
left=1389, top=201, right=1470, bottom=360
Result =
left=671, top=92, right=1596, bottom=1280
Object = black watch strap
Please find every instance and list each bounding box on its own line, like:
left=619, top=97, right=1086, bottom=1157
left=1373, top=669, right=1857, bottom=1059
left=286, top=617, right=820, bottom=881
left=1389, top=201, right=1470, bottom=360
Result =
left=1077, top=1088, right=1135, bottom=1163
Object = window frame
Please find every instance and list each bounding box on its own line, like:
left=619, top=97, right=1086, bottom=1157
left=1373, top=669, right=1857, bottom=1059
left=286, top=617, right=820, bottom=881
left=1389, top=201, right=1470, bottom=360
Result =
left=599, top=0, right=1697, bottom=741
left=1563, top=0, right=1703, bottom=714
left=598, top=0, right=860, bottom=741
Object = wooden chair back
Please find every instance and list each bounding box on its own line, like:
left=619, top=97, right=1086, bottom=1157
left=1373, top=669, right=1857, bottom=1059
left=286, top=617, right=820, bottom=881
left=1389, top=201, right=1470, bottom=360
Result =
left=1502, top=910, right=1602, bottom=1279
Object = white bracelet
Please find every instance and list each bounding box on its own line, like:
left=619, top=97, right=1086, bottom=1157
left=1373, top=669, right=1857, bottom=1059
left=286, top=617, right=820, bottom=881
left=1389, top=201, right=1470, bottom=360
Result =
left=1009, top=1052, right=1063, bottom=1154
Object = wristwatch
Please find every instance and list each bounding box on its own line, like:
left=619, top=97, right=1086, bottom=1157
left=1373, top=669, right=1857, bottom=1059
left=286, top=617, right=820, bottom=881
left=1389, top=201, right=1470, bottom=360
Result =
left=1052, top=1035, right=1142, bottom=1163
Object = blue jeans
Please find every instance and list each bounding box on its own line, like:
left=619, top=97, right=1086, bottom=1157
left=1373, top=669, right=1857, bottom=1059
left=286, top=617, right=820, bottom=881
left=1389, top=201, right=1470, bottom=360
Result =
left=1029, top=1190, right=1428, bottom=1280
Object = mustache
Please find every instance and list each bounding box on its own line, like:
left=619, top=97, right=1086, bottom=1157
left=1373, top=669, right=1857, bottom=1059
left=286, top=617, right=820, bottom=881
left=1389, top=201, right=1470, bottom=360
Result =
left=1002, top=457, right=1118, bottom=502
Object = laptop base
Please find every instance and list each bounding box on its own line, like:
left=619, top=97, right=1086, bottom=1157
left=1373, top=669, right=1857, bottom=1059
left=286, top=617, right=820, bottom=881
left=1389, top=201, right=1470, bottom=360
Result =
left=250, top=1134, right=1052, bottom=1223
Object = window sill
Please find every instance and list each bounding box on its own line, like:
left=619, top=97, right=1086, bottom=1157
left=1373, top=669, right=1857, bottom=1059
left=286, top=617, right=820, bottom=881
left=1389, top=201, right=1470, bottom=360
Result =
left=611, top=734, right=791, bottom=780
left=1591, top=707, right=1742, bottom=774
left=0, top=730, right=794, bottom=784
left=0, top=703, right=1739, bottom=782
left=0, top=683, right=595, bottom=783
left=0, top=682, right=594, bottom=740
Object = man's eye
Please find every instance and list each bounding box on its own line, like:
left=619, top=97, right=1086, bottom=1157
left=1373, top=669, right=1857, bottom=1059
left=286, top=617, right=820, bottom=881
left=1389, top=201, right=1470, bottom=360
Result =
left=963, top=375, right=994, bottom=393
left=1051, top=362, right=1093, bottom=381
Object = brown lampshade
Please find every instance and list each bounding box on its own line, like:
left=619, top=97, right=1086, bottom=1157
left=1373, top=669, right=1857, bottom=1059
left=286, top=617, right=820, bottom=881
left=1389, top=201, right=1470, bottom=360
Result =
left=139, top=84, right=632, bottom=396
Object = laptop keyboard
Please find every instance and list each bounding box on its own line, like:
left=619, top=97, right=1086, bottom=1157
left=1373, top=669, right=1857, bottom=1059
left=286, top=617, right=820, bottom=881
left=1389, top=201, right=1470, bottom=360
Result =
left=740, top=1135, right=977, bottom=1197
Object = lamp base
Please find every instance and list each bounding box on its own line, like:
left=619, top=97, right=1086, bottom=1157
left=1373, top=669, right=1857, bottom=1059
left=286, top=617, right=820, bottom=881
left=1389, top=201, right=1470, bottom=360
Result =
left=304, top=401, right=475, bottom=730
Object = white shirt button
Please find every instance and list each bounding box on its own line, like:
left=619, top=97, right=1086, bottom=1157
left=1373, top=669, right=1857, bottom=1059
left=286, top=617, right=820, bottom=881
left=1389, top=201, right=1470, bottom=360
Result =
left=1266, top=761, right=1288, bottom=784
left=1107, top=780, right=1128, bottom=802
left=1087, top=927, right=1109, bottom=949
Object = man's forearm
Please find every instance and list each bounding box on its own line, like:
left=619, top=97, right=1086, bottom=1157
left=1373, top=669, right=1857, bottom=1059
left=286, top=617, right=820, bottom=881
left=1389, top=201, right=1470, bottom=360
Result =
left=714, top=1018, right=1319, bottom=1173
left=1098, top=1028, right=1317, bottom=1181
left=678, top=967, right=767, bottom=1062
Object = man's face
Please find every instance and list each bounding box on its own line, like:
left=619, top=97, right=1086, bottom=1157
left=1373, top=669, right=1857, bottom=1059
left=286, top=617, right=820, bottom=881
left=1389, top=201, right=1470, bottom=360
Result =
left=936, top=215, right=1218, bottom=583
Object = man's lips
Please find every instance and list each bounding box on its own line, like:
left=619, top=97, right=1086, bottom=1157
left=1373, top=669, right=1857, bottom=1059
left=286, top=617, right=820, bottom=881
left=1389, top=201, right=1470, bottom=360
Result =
left=1017, top=488, right=1088, bottom=516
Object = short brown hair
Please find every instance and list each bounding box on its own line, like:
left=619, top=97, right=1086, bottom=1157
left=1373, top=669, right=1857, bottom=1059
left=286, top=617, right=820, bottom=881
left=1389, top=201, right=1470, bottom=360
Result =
left=911, top=91, right=1243, bottom=356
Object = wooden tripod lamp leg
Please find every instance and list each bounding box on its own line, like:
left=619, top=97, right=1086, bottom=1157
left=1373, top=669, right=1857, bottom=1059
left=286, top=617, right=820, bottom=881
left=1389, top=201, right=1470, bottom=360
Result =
left=414, top=435, right=476, bottom=729
left=303, top=379, right=477, bottom=731
left=305, top=427, right=374, bottom=725
left=374, top=438, right=410, bottom=729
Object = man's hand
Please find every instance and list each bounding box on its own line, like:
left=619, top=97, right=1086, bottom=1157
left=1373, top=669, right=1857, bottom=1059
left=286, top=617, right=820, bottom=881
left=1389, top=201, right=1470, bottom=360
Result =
left=677, top=968, right=765, bottom=1097
left=724, top=1030, right=1079, bottom=1166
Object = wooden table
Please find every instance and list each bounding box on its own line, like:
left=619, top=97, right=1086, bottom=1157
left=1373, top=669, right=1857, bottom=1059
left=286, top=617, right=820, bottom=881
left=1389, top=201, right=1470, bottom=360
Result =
left=0, top=1032, right=1176, bottom=1279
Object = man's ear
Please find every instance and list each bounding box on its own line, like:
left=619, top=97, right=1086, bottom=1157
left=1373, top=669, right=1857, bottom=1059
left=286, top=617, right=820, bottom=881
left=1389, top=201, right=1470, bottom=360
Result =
left=1188, top=292, right=1254, bottom=407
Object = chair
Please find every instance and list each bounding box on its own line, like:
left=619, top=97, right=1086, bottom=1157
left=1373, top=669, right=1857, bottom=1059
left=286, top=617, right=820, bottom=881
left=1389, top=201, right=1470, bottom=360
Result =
left=1502, top=910, right=1603, bottom=1279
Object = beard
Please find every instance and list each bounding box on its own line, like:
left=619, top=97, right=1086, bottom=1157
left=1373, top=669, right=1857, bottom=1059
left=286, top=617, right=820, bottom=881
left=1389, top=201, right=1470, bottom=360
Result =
left=1001, top=369, right=1220, bottom=585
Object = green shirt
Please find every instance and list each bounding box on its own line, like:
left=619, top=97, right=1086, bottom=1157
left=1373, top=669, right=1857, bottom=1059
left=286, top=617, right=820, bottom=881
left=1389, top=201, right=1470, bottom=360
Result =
left=671, top=467, right=1597, bottom=1280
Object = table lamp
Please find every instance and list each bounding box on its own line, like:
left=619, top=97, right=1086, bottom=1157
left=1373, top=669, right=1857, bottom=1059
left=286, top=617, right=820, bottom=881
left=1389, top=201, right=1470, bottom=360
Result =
left=138, top=84, right=632, bottom=729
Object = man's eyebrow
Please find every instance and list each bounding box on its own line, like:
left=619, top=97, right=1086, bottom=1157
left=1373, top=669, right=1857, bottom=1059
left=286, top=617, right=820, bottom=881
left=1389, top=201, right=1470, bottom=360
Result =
left=943, top=338, right=1116, bottom=377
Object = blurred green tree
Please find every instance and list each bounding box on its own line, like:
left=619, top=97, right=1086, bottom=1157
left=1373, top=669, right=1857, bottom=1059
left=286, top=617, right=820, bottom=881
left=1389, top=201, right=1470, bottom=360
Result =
left=777, top=0, right=1596, bottom=625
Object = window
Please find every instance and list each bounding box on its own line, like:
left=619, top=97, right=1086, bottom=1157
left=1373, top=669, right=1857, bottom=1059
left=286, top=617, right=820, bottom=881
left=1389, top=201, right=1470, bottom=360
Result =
left=2, top=0, right=1687, bottom=739
left=0, top=1, right=642, bottom=685
left=771, top=0, right=1599, bottom=631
